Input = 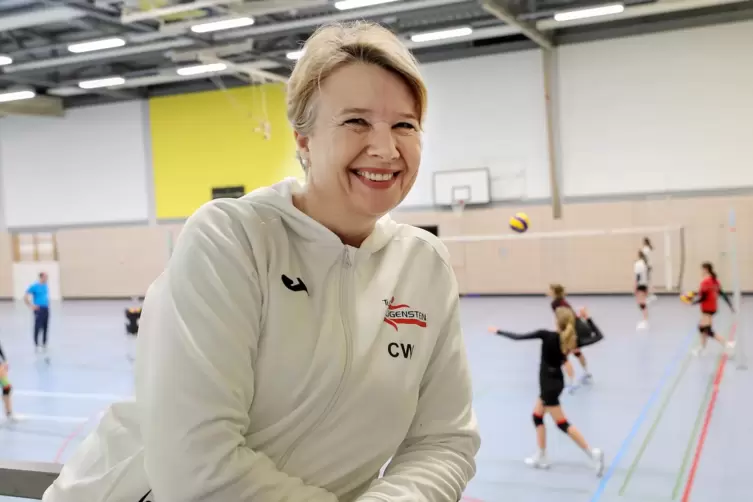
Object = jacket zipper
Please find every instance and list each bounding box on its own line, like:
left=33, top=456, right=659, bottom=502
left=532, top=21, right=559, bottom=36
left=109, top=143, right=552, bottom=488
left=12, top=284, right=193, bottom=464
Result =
left=277, top=248, right=355, bottom=469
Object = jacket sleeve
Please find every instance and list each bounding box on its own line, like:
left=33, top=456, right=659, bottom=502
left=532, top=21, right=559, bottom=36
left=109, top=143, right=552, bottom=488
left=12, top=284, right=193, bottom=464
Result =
left=495, top=329, right=546, bottom=341
left=356, top=272, right=480, bottom=501
left=135, top=202, right=338, bottom=502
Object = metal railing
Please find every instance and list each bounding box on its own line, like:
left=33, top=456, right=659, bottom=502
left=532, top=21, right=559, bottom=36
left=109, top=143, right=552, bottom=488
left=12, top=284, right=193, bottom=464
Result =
left=0, top=460, right=60, bottom=500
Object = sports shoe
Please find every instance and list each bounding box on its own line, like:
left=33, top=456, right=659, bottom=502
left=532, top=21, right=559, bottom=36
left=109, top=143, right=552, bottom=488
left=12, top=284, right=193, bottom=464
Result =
left=591, top=448, right=605, bottom=477
left=637, top=320, right=649, bottom=331
left=525, top=451, right=550, bottom=469
left=581, top=373, right=594, bottom=385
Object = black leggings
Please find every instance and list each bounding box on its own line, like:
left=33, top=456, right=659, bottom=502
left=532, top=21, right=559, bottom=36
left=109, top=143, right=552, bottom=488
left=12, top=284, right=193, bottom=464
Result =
left=34, top=307, right=50, bottom=346
left=540, top=370, right=565, bottom=406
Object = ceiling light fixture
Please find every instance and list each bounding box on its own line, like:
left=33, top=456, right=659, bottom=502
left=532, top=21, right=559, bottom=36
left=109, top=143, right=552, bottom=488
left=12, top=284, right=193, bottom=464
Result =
left=334, top=0, right=400, bottom=10
left=190, top=16, right=255, bottom=33
left=78, top=76, right=126, bottom=89
left=67, top=37, right=126, bottom=53
left=410, top=26, right=473, bottom=43
left=0, top=55, right=12, bottom=66
left=0, top=89, right=36, bottom=103
left=286, top=50, right=305, bottom=61
left=176, top=63, right=227, bottom=76
left=553, top=3, right=625, bottom=22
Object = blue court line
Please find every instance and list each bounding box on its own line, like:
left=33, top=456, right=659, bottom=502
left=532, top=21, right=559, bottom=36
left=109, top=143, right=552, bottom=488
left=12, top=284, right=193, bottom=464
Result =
left=589, top=330, right=696, bottom=502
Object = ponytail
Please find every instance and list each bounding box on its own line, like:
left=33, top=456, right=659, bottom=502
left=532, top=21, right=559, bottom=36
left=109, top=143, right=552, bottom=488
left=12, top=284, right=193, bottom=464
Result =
left=550, top=283, right=566, bottom=301
left=554, top=307, right=577, bottom=355
left=702, top=261, right=718, bottom=284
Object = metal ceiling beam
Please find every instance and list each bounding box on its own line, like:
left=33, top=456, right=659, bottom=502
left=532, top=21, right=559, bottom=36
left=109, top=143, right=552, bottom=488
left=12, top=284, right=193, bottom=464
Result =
left=0, top=4, right=85, bottom=32
left=480, top=0, right=553, bottom=50
left=3, top=38, right=195, bottom=74
left=197, top=54, right=288, bottom=83
left=213, top=0, right=471, bottom=41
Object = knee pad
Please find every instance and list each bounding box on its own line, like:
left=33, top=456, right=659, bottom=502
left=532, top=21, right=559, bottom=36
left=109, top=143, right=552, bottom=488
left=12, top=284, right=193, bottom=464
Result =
left=699, top=325, right=711, bottom=335
left=639, top=303, right=646, bottom=311
left=2, top=384, right=11, bottom=396
left=557, top=420, right=570, bottom=433
left=573, top=349, right=582, bottom=357
left=533, top=414, right=544, bottom=427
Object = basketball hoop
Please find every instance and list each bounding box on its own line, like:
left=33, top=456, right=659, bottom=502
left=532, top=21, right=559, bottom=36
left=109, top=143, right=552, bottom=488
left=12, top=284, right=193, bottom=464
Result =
left=451, top=199, right=466, bottom=217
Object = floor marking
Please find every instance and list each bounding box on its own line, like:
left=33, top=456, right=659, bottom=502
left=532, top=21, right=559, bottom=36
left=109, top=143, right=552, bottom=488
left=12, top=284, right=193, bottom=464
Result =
left=618, top=351, right=692, bottom=495
left=681, top=323, right=737, bottom=502
left=54, top=410, right=105, bottom=462
left=14, top=390, right=130, bottom=401
left=671, top=352, right=720, bottom=499
left=589, top=329, right=695, bottom=502
left=11, top=414, right=90, bottom=424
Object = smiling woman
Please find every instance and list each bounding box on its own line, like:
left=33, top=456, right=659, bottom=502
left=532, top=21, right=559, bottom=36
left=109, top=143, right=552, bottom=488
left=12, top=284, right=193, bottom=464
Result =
left=42, top=21, right=480, bottom=502
left=288, top=22, right=427, bottom=246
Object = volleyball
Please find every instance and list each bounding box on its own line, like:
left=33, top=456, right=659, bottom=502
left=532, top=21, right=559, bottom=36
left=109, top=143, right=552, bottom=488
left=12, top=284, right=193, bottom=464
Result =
left=509, top=212, right=530, bottom=233
left=680, top=291, right=696, bottom=304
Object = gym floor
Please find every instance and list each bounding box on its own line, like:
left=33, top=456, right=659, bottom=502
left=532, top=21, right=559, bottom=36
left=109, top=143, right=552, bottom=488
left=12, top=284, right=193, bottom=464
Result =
left=0, top=296, right=750, bottom=502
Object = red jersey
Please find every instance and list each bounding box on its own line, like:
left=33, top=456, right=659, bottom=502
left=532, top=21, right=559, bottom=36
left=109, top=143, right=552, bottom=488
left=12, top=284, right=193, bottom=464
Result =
left=699, top=276, right=719, bottom=312
left=551, top=298, right=575, bottom=313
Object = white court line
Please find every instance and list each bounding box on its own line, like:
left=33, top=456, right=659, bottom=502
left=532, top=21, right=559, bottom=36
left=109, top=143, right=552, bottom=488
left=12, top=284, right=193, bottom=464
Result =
left=14, top=390, right=131, bottom=401
left=11, top=414, right=91, bottom=424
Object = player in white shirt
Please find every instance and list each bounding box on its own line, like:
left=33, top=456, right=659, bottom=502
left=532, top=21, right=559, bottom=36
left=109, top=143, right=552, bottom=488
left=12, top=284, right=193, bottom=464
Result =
left=634, top=251, right=650, bottom=330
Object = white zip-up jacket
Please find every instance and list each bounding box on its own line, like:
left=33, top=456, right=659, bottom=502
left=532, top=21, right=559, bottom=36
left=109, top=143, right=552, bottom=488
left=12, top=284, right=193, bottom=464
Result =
left=44, top=177, right=480, bottom=502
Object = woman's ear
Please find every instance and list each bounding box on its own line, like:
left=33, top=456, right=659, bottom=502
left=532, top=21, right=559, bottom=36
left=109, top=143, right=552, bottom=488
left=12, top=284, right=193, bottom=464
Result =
left=294, top=131, right=310, bottom=156
left=294, top=131, right=311, bottom=171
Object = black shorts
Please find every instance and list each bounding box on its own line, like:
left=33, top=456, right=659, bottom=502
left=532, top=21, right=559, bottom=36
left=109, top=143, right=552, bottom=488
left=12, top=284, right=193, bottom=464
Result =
left=540, top=368, right=564, bottom=407
left=702, top=310, right=716, bottom=317
left=636, top=285, right=648, bottom=293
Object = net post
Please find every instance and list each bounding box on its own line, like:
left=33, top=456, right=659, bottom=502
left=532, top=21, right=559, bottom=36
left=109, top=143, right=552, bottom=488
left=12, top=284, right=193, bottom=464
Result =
left=728, top=208, right=746, bottom=370
left=663, top=227, right=672, bottom=293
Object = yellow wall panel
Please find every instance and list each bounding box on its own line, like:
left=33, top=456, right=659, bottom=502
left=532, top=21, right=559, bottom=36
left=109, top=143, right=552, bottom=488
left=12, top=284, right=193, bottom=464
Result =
left=149, top=83, right=301, bottom=219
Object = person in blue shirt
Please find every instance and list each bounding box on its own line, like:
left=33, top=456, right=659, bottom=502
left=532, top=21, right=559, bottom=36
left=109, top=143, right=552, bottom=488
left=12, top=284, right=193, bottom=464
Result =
left=25, top=272, right=50, bottom=353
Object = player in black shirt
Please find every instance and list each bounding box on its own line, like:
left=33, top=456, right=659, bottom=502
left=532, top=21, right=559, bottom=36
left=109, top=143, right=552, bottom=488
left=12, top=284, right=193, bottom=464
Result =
left=488, top=306, right=605, bottom=475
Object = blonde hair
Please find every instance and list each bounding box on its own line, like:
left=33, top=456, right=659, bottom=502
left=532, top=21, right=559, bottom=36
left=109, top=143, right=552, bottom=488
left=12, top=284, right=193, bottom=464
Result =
left=554, top=307, right=577, bottom=355
left=286, top=21, right=427, bottom=137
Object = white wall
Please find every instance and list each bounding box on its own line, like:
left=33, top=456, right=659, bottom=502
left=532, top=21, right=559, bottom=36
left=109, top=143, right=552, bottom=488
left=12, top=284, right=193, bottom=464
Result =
left=558, top=20, right=753, bottom=197
left=402, top=50, right=552, bottom=207
left=0, top=100, right=151, bottom=228
left=12, top=262, right=61, bottom=301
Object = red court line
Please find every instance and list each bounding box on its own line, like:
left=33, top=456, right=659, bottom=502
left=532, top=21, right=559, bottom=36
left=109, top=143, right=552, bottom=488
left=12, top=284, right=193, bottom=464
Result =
left=681, top=323, right=737, bottom=502
left=54, top=410, right=104, bottom=463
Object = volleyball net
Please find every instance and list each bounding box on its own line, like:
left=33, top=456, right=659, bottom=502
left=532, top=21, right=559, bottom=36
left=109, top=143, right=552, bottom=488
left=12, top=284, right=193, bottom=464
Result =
left=440, top=225, right=687, bottom=295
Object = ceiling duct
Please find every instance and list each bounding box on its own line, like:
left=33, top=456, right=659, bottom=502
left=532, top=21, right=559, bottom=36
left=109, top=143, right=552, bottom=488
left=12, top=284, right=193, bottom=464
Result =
left=0, top=95, right=65, bottom=118
left=0, top=5, right=85, bottom=31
